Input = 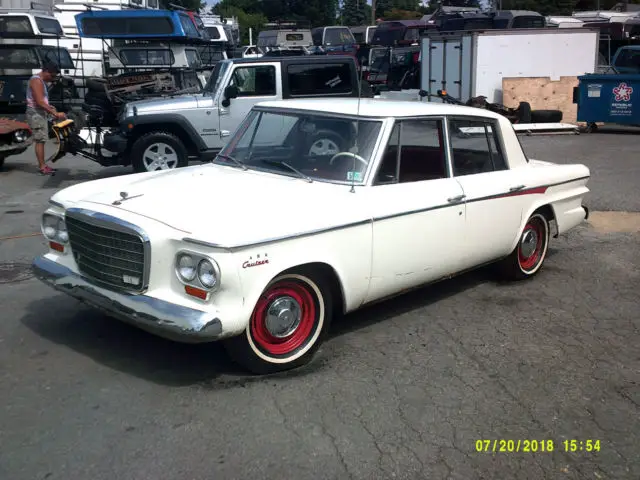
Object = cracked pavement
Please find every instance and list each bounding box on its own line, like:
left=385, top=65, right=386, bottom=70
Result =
left=0, top=129, right=638, bottom=479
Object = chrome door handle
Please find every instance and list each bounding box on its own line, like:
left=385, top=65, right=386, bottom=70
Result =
left=447, top=194, right=466, bottom=203
left=220, top=130, right=230, bottom=137
left=509, top=185, right=526, bottom=192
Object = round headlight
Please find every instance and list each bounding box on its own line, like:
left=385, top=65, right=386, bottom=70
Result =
left=57, top=221, right=69, bottom=243
left=42, top=214, right=59, bottom=240
left=197, top=259, right=219, bottom=289
left=176, top=254, right=197, bottom=281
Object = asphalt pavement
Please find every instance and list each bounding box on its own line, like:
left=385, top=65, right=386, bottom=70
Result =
left=0, top=129, right=639, bottom=480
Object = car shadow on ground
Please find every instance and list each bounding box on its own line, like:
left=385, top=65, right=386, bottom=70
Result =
left=20, top=251, right=558, bottom=388
left=0, top=161, right=130, bottom=183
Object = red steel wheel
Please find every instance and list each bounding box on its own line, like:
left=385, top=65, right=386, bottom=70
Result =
left=250, top=279, right=318, bottom=357
left=498, top=212, right=550, bottom=280
left=518, top=215, right=547, bottom=272
left=225, top=272, right=332, bottom=374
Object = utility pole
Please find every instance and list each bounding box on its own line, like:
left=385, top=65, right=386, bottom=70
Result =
left=371, top=0, right=376, bottom=25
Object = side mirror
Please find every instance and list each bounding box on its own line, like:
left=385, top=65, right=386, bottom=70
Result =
left=221, top=98, right=231, bottom=107
left=224, top=85, right=238, bottom=100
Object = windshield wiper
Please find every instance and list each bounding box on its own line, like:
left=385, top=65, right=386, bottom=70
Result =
left=260, top=159, right=313, bottom=183
left=216, top=154, right=248, bottom=170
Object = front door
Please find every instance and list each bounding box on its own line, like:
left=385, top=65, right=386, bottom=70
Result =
left=365, top=118, right=467, bottom=303
left=193, top=94, right=221, bottom=149
left=218, top=63, right=280, bottom=148
left=447, top=116, right=532, bottom=266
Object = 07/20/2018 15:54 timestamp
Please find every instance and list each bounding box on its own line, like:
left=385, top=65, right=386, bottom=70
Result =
left=475, top=439, right=601, bottom=453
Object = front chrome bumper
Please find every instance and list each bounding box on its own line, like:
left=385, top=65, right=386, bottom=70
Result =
left=32, top=255, right=223, bottom=343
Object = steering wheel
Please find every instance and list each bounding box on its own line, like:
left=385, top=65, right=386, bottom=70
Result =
left=329, top=151, right=368, bottom=167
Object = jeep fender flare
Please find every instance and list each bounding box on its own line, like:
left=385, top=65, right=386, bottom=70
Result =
left=123, top=113, right=209, bottom=152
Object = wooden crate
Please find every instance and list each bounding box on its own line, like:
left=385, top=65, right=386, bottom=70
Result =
left=502, top=76, right=581, bottom=125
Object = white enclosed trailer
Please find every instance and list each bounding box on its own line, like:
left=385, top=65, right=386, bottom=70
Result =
left=419, top=28, right=599, bottom=104
left=418, top=28, right=599, bottom=133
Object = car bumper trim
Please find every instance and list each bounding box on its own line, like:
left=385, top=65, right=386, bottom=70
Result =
left=32, top=255, right=223, bottom=343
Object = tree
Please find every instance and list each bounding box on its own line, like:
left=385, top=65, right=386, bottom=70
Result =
left=212, top=4, right=268, bottom=45
left=342, top=0, right=367, bottom=25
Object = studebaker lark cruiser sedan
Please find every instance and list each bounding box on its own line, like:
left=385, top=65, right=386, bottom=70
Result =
left=33, top=99, right=590, bottom=374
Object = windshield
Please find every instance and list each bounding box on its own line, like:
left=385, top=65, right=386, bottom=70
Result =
left=204, top=59, right=230, bottom=92
left=0, top=47, right=40, bottom=68
left=37, top=46, right=75, bottom=69
left=214, top=109, right=383, bottom=184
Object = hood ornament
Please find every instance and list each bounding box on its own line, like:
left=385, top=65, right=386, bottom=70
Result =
left=112, top=191, right=143, bottom=205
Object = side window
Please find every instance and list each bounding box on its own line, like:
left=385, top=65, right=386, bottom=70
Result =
left=229, top=65, right=276, bottom=97
left=287, top=63, right=353, bottom=96
left=375, top=119, right=448, bottom=185
left=448, top=118, right=507, bottom=176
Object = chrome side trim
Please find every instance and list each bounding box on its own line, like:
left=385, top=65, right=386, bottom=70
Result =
left=65, top=207, right=152, bottom=294
left=32, top=256, right=223, bottom=343
left=49, top=200, right=65, bottom=209
left=182, top=176, right=591, bottom=251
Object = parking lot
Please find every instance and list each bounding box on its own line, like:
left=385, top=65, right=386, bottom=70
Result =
left=1, top=130, right=638, bottom=480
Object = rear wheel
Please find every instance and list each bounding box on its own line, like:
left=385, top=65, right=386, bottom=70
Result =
left=498, top=213, right=550, bottom=280
left=224, top=271, right=332, bottom=375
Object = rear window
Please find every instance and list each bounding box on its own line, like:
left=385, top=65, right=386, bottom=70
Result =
left=287, top=63, right=353, bottom=96
left=0, top=16, right=34, bottom=35
left=512, top=16, right=545, bottom=28
left=0, top=47, right=40, bottom=68
left=35, top=17, right=63, bottom=35
left=324, top=27, right=355, bottom=45
left=286, top=33, right=304, bottom=41
left=119, top=49, right=174, bottom=66
left=206, top=26, right=221, bottom=39
left=81, top=17, right=174, bottom=35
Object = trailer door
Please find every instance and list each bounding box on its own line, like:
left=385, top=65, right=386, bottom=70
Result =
left=420, top=34, right=473, bottom=102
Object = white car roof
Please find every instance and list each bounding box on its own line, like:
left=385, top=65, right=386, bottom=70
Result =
left=255, top=98, right=505, bottom=120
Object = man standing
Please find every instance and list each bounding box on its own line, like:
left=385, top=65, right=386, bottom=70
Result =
left=26, top=61, right=66, bottom=175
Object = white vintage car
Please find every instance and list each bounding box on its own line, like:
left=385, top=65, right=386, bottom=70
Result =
left=33, top=99, right=590, bottom=374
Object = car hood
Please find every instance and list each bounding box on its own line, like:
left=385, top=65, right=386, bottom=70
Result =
left=56, top=165, right=368, bottom=247
left=127, top=94, right=201, bottom=114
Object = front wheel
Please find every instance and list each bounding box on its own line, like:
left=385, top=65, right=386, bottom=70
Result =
left=224, top=271, right=332, bottom=375
left=498, top=213, right=550, bottom=280
left=130, top=131, right=188, bottom=173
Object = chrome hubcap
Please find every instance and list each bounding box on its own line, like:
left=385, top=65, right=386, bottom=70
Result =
left=265, top=296, right=302, bottom=338
left=142, top=143, right=179, bottom=171
left=309, top=139, right=339, bottom=156
left=520, top=229, right=538, bottom=258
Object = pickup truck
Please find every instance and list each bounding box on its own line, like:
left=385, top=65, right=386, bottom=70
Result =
left=102, top=55, right=372, bottom=172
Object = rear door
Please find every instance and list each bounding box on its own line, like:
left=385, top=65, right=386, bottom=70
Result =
left=447, top=116, right=532, bottom=266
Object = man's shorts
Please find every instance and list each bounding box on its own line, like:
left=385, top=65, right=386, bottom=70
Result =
left=26, top=108, right=49, bottom=143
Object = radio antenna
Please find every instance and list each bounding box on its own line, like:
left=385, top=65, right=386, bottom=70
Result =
left=350, top=54, right=365, bottom=194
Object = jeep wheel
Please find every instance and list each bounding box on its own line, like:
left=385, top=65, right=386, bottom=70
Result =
left=130, top=132, right=188, bottom=173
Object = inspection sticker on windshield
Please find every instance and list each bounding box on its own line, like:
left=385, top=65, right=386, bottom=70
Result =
left=347, top=171, right=363, bottom=182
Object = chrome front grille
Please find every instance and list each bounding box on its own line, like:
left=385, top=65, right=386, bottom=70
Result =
left=65, top=211, right=148, bottom=293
